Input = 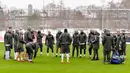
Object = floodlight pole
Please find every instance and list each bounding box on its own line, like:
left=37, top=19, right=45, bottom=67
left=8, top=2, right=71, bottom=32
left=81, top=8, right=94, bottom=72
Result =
left=43, top=0, right=45, bottom=29
left=101, top=9, right=103, bottom=31
left=8, top=9, right=10, bottom=27
left=43, top=0, right=44, bottom=10
left=101, top=0, right=105, bottom=31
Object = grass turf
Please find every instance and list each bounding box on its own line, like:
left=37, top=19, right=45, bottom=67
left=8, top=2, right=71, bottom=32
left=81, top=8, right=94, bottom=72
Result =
left=0, top=43, right=129, bottom=73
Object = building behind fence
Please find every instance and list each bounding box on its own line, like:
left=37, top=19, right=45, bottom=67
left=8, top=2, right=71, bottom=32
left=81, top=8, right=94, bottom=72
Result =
left=0, top=5, right=130, bottom=31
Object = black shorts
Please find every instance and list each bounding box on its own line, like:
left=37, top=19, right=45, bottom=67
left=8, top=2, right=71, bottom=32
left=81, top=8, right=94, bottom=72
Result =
left=10, top=44, right=13, bottom=49
left=47, top=45, right=53, bottom=49
left=61, top=45, right=70, bottom=54
left=5, top=46, right=11, bottom=51
left=14, top=45, right=18, bottom=52
left=56, top=42, right=61, bottom=49
left=39, top=43, right=43, bottom=48
left=80, top=45, right=86, bottom=49
left=17, top=48, right=24, bottom=53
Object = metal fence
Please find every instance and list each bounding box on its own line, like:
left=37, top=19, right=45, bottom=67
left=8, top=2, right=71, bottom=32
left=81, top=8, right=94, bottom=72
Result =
left=0, top=9, right=130, bottom=30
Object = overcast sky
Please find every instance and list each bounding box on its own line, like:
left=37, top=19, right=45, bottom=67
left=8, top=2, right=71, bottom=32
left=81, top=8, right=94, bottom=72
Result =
left=1, top=0, right=120, bottom=9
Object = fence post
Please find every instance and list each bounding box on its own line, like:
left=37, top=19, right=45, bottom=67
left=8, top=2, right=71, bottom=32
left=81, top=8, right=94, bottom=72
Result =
left=8, top=9, right=10, bottom=27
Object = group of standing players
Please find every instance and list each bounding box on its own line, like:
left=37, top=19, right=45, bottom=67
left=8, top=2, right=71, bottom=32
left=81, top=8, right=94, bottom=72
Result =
left=4, top=27, right=39, bottom=63
left=3, top=27, right=127, bottom=64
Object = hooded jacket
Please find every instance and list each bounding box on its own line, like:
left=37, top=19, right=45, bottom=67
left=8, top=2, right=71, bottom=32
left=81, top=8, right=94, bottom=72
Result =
left=102, top=31, right=113, bottom=51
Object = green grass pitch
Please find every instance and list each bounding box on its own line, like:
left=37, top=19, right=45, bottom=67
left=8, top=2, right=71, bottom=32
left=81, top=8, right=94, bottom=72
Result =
left=0, top=43, right=130, bottom=73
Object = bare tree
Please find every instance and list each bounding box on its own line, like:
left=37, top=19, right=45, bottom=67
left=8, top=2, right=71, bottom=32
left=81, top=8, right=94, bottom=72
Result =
left=121, top=0, right=130, bottom=8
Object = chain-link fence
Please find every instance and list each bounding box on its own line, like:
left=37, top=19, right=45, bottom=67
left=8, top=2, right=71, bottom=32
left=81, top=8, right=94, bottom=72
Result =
left=0, top=9, right=130, bottom=30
